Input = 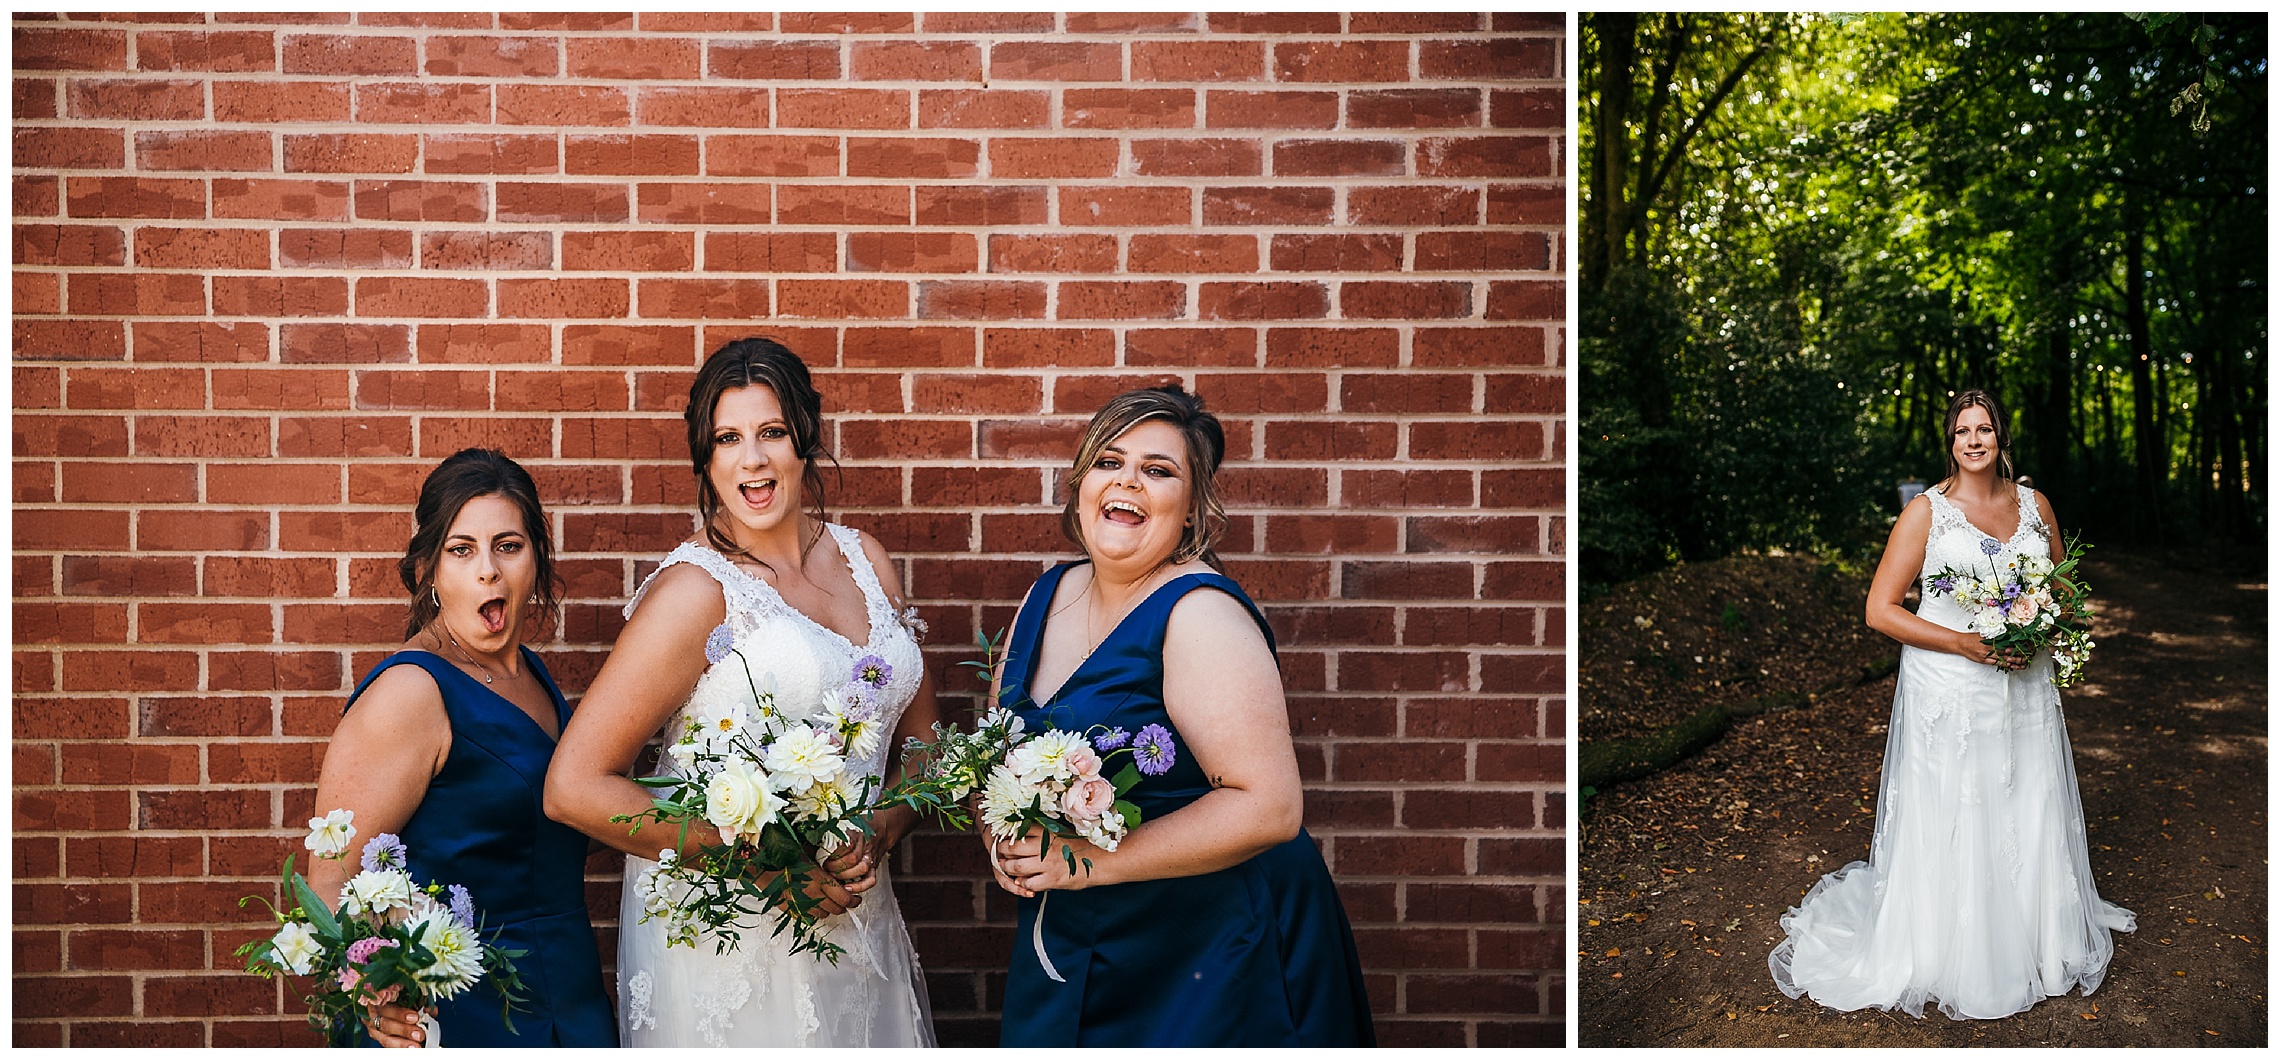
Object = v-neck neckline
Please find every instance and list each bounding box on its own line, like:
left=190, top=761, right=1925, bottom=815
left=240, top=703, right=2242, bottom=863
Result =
left=1021, top=562, right=1196, bottom=710
left=1932, top=483, right=2028, bottom=545
left=707, top=528, right=882, bottom=652
left=415, top=645, right=566, bottom=745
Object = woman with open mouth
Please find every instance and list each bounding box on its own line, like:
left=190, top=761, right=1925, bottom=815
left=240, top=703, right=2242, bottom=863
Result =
left=984, top=385, right=1374, bottom=1047
left=307, top=448, right=616, bottom=1047
left=546, top=337, right=943, bottom=1047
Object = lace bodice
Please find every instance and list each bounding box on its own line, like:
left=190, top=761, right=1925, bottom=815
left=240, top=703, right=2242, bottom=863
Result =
left=1916, top=483, right=2048, bottom=633
left=624, top=525, right=922, bottom=788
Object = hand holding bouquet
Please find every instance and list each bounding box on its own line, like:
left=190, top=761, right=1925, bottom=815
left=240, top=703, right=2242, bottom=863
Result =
left=616, top=645, right=976, bottom=962
left=238, top=810, right=528, bottom=1047
left=1928, top=537, right=2096, bottom=687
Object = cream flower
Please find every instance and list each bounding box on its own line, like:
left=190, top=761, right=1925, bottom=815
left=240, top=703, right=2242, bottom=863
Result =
left=762, top=726, right=845, bottom=795
left=304, top=809, right=356, bottom=859
left=406, top=907, right=485, bottom=998
left=338, top=869, right=415, bottom=917
left=1008, top=729, right=1089, bottom=787
left=978, top=763, right=1037, bottom=840
left=269, top=920, right=323, bottom=976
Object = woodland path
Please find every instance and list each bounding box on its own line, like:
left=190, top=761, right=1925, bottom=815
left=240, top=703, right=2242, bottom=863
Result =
left=1578, top=550, right=2267, bottom=1047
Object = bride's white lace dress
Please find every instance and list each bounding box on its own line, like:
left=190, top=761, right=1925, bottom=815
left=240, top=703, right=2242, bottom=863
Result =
left=1769, top=483, right=2135, bottom=1020
left=615, top=527, right=935, bottom=1046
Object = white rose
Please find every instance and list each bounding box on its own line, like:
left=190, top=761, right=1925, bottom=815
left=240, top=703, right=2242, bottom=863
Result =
left=1010, top=729, right=1088, bottom=787
left=269, top=920, right=323, bottom=976
left=303, top=809, right=356, bottom=860
left=702, top=757, right=784, bottom=844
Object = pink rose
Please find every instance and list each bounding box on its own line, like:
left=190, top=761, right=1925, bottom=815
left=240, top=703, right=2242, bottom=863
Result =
left=2007, top=596, right=2039, bottom=623
left=1059, top=774, right=1116, bottom=823
left=1065, top=745, right=1102, bottom=780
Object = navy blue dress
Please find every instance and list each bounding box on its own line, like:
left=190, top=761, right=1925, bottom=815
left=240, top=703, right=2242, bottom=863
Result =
left=997, top=564, right=1375, bottom=1047
left=340, top=649, right=616, bottom=1048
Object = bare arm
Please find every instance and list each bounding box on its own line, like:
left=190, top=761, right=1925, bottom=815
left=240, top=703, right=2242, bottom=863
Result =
left=997, top=588, right=1302, bottom=892
left=543, top=563, right=726, bottom=859
left=1865, top=495, right=2009, bottom=665
left=305, top=662, right=451, bottom=1048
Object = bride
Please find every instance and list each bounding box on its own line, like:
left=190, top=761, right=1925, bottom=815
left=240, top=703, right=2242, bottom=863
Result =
left=547, top=338, right=939, bottom=1046
left=1770, top=388, right=2134, bottom=1020
left=1778, top=389, right=2134, bottom=1016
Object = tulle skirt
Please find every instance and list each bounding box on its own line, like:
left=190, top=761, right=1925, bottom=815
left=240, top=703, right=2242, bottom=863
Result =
left=1769, top=645, right=2135, bottom=1020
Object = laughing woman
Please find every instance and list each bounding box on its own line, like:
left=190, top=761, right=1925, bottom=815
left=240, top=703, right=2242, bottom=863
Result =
left=305, top=449, right=616, bottom=1047
left=986, top=385, right=1374, bottom=1047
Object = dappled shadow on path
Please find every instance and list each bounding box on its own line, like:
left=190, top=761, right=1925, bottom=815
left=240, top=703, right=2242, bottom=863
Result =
left=1578, top=550, right=2267, bottom=1047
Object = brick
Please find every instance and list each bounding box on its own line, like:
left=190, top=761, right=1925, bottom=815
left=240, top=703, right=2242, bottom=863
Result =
left=1128, top=233, right=1257, bottom=274
left=425, top=34, right=559, bottom=77
left=852, top=40, right=982, bottom=82
left=1484, top=560, right=1562, bottom=601
left=1419, top=135, right=1552, bottom=178
left=1486, top=279, right=1562, bottom=321
left=17, top=75, right=57, bottom=119
left=13, top=415, right=130, bottom=457
left=1351, top=88, right=1485, bottom=129
left=498, top=277, right=630, bottom=318
left=279, top=322, right=410, bottom=363
left=355, top=81, right=489, bottom=124
left=354, top=276, right=487, bottom=318
left=1479, top=655, right=1561, bottom=697
left=59, top=461, right=196, bottom=503
left=989, top=41, right=1120, bottom=81
left=1192, top=371, right=1328, bottom=413
left=277, top=416, right=413, bottom=457
left=1421, top=37, right=1557, bottom=80
left=64, top=366, right=205, bottom=409
left=1478, top=834, right=1561, bottom=873
left=563, top=325, right=696, bottom=366
left=424, top=132, right=558, bottom=175
left=915, top=185, right=1046, bottom=225
left=207, top=461, right=342, bottom=504
left=278, top=227, right=410, bottom=268
left=1065, top=87, right=1195, bottom=129
left=839, top=419, right=973, bottom=460
left=1205, top=89, right=1338, bottom=129
left=132, top=414, right=273, bottom=457
left=1409, top=515, right=1541, bottom=554
left=1056, top=281, right=1184, bottom=320
left=1264, top=513, right=1399, bottom=554
left=566, top=229, right=694, bottom=271
left=637, top=278, right=770, bottom=319
left=9, top=973, right=132, bottom=1017
left=563, top=133, right=694, bottom=176
left=910, top=375, right=1042, bottom=414
left=501, top=12, right=632, bottom=31
left=990, top=137, right=1118, bottom=179
left=1208, top=12, right=1342, bottom=33
left=133, top=227, right=269, bottom=271
left=142, top=973, right=278, bottom=1016
left=14, top=126, right=124, bottom=169
left=1340, top=469, right=1474, bottom=508
left=14, top=600, right=129, bottom=643
left=637, top=182, right=774, bottom=225
left=281, top=602, right=401, bottom=644
left=14, top=27, right=129, bottom=71
left=60, top=555, right=196, bottom=597
left=1274, top=139, right=1406, bottom=177
left=918, top=88, right=1048, bottom=129
left=211, top=178, right=348, bottom=221
left=213, top=79, right=349, bottom=122
left=1335, top=835, right=1467, bottom=877
left=421, top=230, right=551, bottom=271
left=1274, top=40, right=1410, bottom=82
left=1342, top=281, right=1472, bottom=320
left=982, top=328, right=1114, bottom=369
left=637, top=86, right=769, bottom=128
left=1126, top=327, right=1255, bottom=368
left=1491, top=87, right=1563, bottom=130
left=62, top=1023, right=207, bottom=1048
left=352, top=179, right=485, bottom=223
left=208, top=740, right=324, bottom=783
left=282, top=33, right=415, bottom=75
left=779, top=88, right=910, bottom=129
left=1203, top=186, right=1333, bottom=226
left=1059, top=186, right=1190, bottom=227
left=418, top=417, right=552, bottom=457
left=1130, top=137, right=1261, bottom=177
left=1352, top=13, right=1485, bottom=33
left=15, top=223, right=127, bottom=266
left=497, top=182, right=628, bottom=223
left=1264, top=327, right=1399, bottom=369
left=842, top=326, right=974, bottom=368
left=415, top=322, right=551, bottom=363
left=1263, top=421, right=1396, bottom=461
left=1415, top=326, right=1544, bottom=368
left=568, top=36, right=699, bottom=79
left=1403, top=606, right=1541, bottom=646
left=63, top=836, right=201, bottom=877
left=354, top=369, right=488, bottom=410
left=1132, top=40, right=1261, bottom=81
left=1488, top=183, right=1561, bottom=225
left=499, top=84, right=630, bottom=126
left=1350, top=185, right=1480, bottom=226
left=848, top=137, right=981, bottom=179
left=14, top=319, right=124, bottom=361
left=1336, top=741, right=1468, bottom=783
left=776, top=279, right=904, bottom=319
left=65, top=176, right=204, bottom=219
left=206, top=650, right=342, bottom=692
left=68, top=272, right=207, bottom=317
left=1411, top=421, right=1546, bottom=461
left=16, top=270, right=58, bottom=314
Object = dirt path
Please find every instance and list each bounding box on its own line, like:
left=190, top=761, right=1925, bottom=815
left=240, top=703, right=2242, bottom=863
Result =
left=1578, top=551, right=2267, bottom=1047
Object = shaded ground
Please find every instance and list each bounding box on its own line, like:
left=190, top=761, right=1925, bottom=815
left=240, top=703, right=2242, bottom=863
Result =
left=1579, top=549, right=2267, bottom=1046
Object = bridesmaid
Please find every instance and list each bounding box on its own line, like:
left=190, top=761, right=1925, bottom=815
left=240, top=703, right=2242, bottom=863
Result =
left=987, top=386, right=1375, bottom=1046
left=304, top=449, right=616, bottom=1047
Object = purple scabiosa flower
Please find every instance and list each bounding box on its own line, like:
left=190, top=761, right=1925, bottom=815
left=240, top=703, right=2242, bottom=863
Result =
left=344, top=936, right=399, bottom=965
left=360, top=833, right=407, bottom=874
left=704, top=624, right=735, bottom=666
left=841, top=690, right=878, bottom=722
left=447, top=884, right=477, bottom=930
left=852, top=654, right=893, bottom=689
left=1929, top=576, right=1955, bottom=594
left=1979, top=537, right=2003, bottom=556
left=1132, top=724, right=1177, bottom=776
left=1093, top=727, right=1131, bottom=752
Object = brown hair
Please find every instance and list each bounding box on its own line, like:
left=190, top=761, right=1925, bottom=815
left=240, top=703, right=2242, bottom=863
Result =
left=397, top=448, right=560, bottom=641
left=685, top=337, right=834, bottom=560
left=1060, top=384, right=1228, bottom=567
left=1938, top=388, right=2016, bottom=484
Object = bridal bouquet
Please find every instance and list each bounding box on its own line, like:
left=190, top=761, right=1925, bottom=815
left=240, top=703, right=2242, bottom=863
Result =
left=616, top=644, right=974, bottom=963
left=237, top=809, right=529, bottom=1047
left=1928, top=538, right=2096, bottom=687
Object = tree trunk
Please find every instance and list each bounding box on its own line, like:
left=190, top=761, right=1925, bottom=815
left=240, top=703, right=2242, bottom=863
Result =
left=1588, top=13, right=1637, bottom=299
left=2122, top=227, right=2162, bottom=540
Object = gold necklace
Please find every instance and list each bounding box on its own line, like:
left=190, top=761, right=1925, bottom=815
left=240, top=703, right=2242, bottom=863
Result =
left=1080, top=564, right=1173, bottom=660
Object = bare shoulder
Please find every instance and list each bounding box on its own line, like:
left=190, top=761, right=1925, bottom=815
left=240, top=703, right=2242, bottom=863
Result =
left=2030, top=487, right=2060, bottom=525
left=630, top=560, right=730, bottom=630
left=1165, top=579, right=1267, bottom=653
left=1898, top=491, right=1933, bottom=526
left=851, top=527, right=908, bottom=602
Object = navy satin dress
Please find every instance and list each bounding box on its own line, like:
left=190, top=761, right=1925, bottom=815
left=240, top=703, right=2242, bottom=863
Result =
left=340, top=649, right=616, bottom=1048
left=997, top=564, right=1375, bottom=1047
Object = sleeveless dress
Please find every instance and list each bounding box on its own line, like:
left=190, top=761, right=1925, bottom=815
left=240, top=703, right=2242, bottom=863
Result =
left=1769, top=483, right=2135, bottom=1019
left=996, top=563, right=1375, bottom=1047
left=614, top=525, right=935, bottom=1047
left=340, top=648, right=617, bottom=1047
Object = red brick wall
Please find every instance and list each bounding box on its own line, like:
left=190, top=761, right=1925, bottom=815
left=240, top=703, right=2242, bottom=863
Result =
left=12, top=11, right=1565, bottom=1048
